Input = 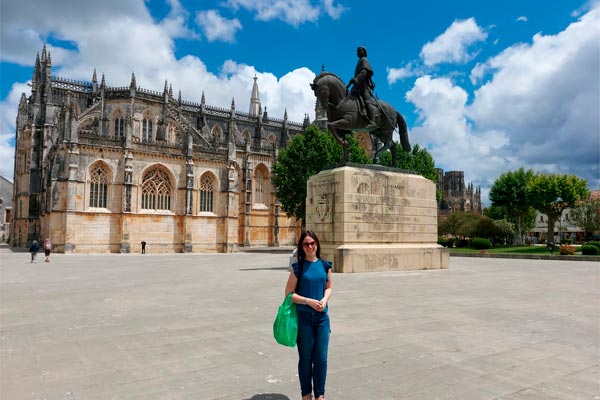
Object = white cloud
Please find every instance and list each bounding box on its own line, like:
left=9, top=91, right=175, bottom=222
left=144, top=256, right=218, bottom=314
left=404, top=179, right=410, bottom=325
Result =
left=420, top=18, right=487, bottom=66
left=222, top=0, right=343, bottom=27
left=0, top=82, right=29, bottom=179
left=516, top=16, right=528, bottom=22
left=386, top=63, right=418, bottom=84
left=406, top=6, right=600, bottom=204
left=196, top=10, right=242, bottom=42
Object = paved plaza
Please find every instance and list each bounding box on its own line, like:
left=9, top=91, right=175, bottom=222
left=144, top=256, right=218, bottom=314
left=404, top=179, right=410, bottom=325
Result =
left=0, top=246, right=598, bottom=400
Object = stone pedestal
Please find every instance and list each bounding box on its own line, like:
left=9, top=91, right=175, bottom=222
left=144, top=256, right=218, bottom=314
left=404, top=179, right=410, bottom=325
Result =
left=306, top=164, right=449, bottom=273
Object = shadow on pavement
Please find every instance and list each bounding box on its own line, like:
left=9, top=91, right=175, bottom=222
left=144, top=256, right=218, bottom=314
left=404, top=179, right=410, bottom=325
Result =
left=244, top=394, right=290, bottom=400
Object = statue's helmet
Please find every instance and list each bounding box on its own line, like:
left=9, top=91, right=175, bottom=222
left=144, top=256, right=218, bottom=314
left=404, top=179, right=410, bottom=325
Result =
left=357, top=46, right=367, bottom=56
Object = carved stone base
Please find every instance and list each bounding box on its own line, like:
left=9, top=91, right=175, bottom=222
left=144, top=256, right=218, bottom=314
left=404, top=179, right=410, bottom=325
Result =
left=306, top=164, right=449, bottom=272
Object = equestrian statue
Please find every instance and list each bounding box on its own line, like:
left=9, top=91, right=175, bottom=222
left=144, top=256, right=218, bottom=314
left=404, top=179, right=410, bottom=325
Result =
left=310, top=46, right=410, bottom=167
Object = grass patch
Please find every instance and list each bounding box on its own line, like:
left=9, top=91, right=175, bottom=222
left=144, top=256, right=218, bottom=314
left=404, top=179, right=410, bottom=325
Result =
left=448, top=245, right=597, bottom=256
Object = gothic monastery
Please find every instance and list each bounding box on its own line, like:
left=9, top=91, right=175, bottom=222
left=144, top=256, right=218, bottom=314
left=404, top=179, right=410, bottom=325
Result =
left=11, top=47, right=311, bottom=253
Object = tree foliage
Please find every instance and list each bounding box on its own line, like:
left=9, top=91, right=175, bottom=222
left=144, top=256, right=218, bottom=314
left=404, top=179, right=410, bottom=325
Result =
left=489, top=168, right=535, bottom=244
left=271, top=125, right=369, bottom=224
left=381, top=144, right=438, bottom=183
left=526, top=173, right=589, bottom=243
left=570, top=198, right=600, bottom=241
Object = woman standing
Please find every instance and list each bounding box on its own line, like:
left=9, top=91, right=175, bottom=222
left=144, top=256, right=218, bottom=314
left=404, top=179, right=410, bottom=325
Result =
left=284, top=231, right=333, bottom=400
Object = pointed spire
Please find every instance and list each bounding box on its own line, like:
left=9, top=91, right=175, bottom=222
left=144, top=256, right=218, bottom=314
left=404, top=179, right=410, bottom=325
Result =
left=130, top=72, right=137, bottom=89
left=41, top=44, right=47, bottom=62
left=32, top=52, right=41, bottom=84
left=231, top=98, right=235, bottom=109
left=100, top=73, right=106, bottom=88
left=284, top=109, right=288, bottom=120
left=201, top=91, right=205, bottom=105
left=168, top=84, right=173, bottom=97
left=92, top=69, right=97, bottom=83
left=19, top=93, right=27, bottom=109
left=163, top=79, right=169, bottom=94
left=178, top=90, right=182, bottom=104
left=46, top=52, right=52, bottom=66
left=249, top=75, right=261, bottom=117
left=262, top=106, right=268, bottom=122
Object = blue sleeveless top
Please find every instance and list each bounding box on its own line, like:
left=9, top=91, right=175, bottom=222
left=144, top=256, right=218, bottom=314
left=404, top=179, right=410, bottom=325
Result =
left=292, top=258, right=332, bottom=313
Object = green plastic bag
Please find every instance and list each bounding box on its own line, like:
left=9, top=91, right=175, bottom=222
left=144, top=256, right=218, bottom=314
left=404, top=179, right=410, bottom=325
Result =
left=273, top=292, right=298, bottom=347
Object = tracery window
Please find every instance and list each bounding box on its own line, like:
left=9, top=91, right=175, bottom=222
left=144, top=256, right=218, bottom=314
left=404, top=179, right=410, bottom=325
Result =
left=89, top=164, right=109, bottom=208
left=114, top=112, right=125, bottom=138
left=254, top=167, right=268, bottom=207
left=199, top=173, right=216, bottom=213
left=142, top=118, right=153, bottom=142
left=141, top=168, right=171, bottom=210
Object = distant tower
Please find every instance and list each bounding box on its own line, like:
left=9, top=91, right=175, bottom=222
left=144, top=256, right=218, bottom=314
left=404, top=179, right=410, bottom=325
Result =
left=249, top=75, right=261, bottom=117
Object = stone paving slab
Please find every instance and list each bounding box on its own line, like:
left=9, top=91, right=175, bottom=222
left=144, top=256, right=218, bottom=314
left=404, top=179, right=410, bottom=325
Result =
left=0, top=247, right=598, bottom=400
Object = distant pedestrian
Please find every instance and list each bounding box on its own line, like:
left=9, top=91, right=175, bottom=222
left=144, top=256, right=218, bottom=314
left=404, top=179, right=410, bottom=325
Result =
left=141, top=241, right=146, bottom=254
left=43, top=238, right=52, bottom=262
left=29, top=240, right=40, bottom=263
left=284, top=230, right=333, bottom=400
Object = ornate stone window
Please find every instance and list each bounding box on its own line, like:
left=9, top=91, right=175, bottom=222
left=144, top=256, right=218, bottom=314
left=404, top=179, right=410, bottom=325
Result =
left=199, top=173, right=216, bottom=213
left=89, top=164, right=109, bottom=208
left=141, top=168, right=171, bottom=210
left=142, top=116, right=153, bottom=142
left=113, top=110, right=125, bottom=138
left=253, top=165, right=270, bottom=209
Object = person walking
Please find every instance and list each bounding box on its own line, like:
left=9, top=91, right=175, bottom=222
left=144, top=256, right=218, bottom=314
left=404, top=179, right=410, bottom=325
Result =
left=141, top=241, right=146, bottom=254
left=29, top=240, right=40, bottom=263
left=284, top=230, right=333, bottom=400
left=43, top=238, right=52, bottom=262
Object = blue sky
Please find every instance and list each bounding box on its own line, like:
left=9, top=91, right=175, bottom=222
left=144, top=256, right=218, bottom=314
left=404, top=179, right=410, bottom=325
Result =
left=1, top=0, right=599, bottom=205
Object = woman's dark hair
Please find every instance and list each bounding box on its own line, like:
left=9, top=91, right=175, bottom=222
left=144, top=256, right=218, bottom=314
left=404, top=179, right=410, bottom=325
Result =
left=297, top=230, right=321, bottom=264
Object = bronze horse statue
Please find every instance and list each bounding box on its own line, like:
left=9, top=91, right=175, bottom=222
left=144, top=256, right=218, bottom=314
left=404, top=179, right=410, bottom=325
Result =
left=310, top=72, right=410, bottom=167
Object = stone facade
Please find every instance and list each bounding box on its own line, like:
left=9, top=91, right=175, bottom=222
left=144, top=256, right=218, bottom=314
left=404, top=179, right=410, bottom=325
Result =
left=306, top=164, right=449, bottom=272
left=11, top=47, right=309, bottom=253
left=436, top=168, right=482, bottom=215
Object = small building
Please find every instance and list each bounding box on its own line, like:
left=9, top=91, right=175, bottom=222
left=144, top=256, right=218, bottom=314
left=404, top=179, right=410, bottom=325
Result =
left=0, top=175, right=13, bottom=242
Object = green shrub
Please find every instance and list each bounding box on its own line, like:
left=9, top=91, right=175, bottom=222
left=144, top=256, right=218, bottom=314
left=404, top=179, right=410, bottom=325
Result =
left=562, top=238, right=573, bottom=245
left=471, top=238, right=492, bottom=250
left=559, top=244, right=576, bottom=255
left=455, top=239, right=470, bottom=248
left=437, top=237, right=453, bottom=247
left=584, top=241, right=600, bottom=250
left=581, top=245, right=600, bottom=255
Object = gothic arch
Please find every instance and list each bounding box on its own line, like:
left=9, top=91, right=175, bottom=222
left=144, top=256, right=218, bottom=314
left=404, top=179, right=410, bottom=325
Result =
left=198, top=171, right=218, bottom=213
left=87, top=161, right=113, bottom=209
left=140, top=108, right=156, bottom=142
left=253, top=163, right=271, bottom=209
left=139, top=164, right=174, bottom=211
left=211, top=124, right=223, bottom=146
left=112, top=108, right=126, bottom=138
left=241, top=129, right=251, bottom=146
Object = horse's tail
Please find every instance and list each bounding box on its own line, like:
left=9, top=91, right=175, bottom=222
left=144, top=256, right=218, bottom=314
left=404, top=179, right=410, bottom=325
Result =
left=396, top=111, right=411, bottom=152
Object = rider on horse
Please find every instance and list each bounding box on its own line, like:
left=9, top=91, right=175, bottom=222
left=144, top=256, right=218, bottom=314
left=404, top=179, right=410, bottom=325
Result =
left=347, top=46, right=378, bottom=130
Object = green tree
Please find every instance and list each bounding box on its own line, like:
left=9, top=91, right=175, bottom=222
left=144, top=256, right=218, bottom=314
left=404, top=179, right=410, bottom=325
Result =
left=494, top=219, right=516, bottom=244
left=472, top=216, right=500, bottom=241
left=526, top=173, right=590, bottom=243
left=272, top=126, right=369, bottom=224
left=489, top=168, right=535, bottom=245
left=438, top=212, right=480, bottom=239
left=570, top=198, right=600, bottom=241
left=381, top=144, right=438, bottom=183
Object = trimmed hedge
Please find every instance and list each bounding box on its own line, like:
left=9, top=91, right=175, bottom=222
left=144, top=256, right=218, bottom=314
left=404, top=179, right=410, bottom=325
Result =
left=471, top=238, right=492, bottom=250
left=581, top=245, right=600, bottom=255
left=584, top=241, right=600, bottom=250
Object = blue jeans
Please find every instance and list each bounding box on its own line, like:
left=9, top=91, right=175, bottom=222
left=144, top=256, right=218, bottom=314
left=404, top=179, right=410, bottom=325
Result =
left=297, top=310, right=330, bottom=398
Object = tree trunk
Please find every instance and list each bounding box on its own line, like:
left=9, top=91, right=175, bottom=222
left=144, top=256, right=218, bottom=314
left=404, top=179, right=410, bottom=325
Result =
left=547, top=217, right=555, bottom=244
left=513, top=215, right=523, bottom=245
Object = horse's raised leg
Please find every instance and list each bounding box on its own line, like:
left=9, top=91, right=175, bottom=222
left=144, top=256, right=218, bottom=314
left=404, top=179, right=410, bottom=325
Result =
left=391, top=141, right=398, bottom=168
left=328, top=123, right=350, bottom=162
